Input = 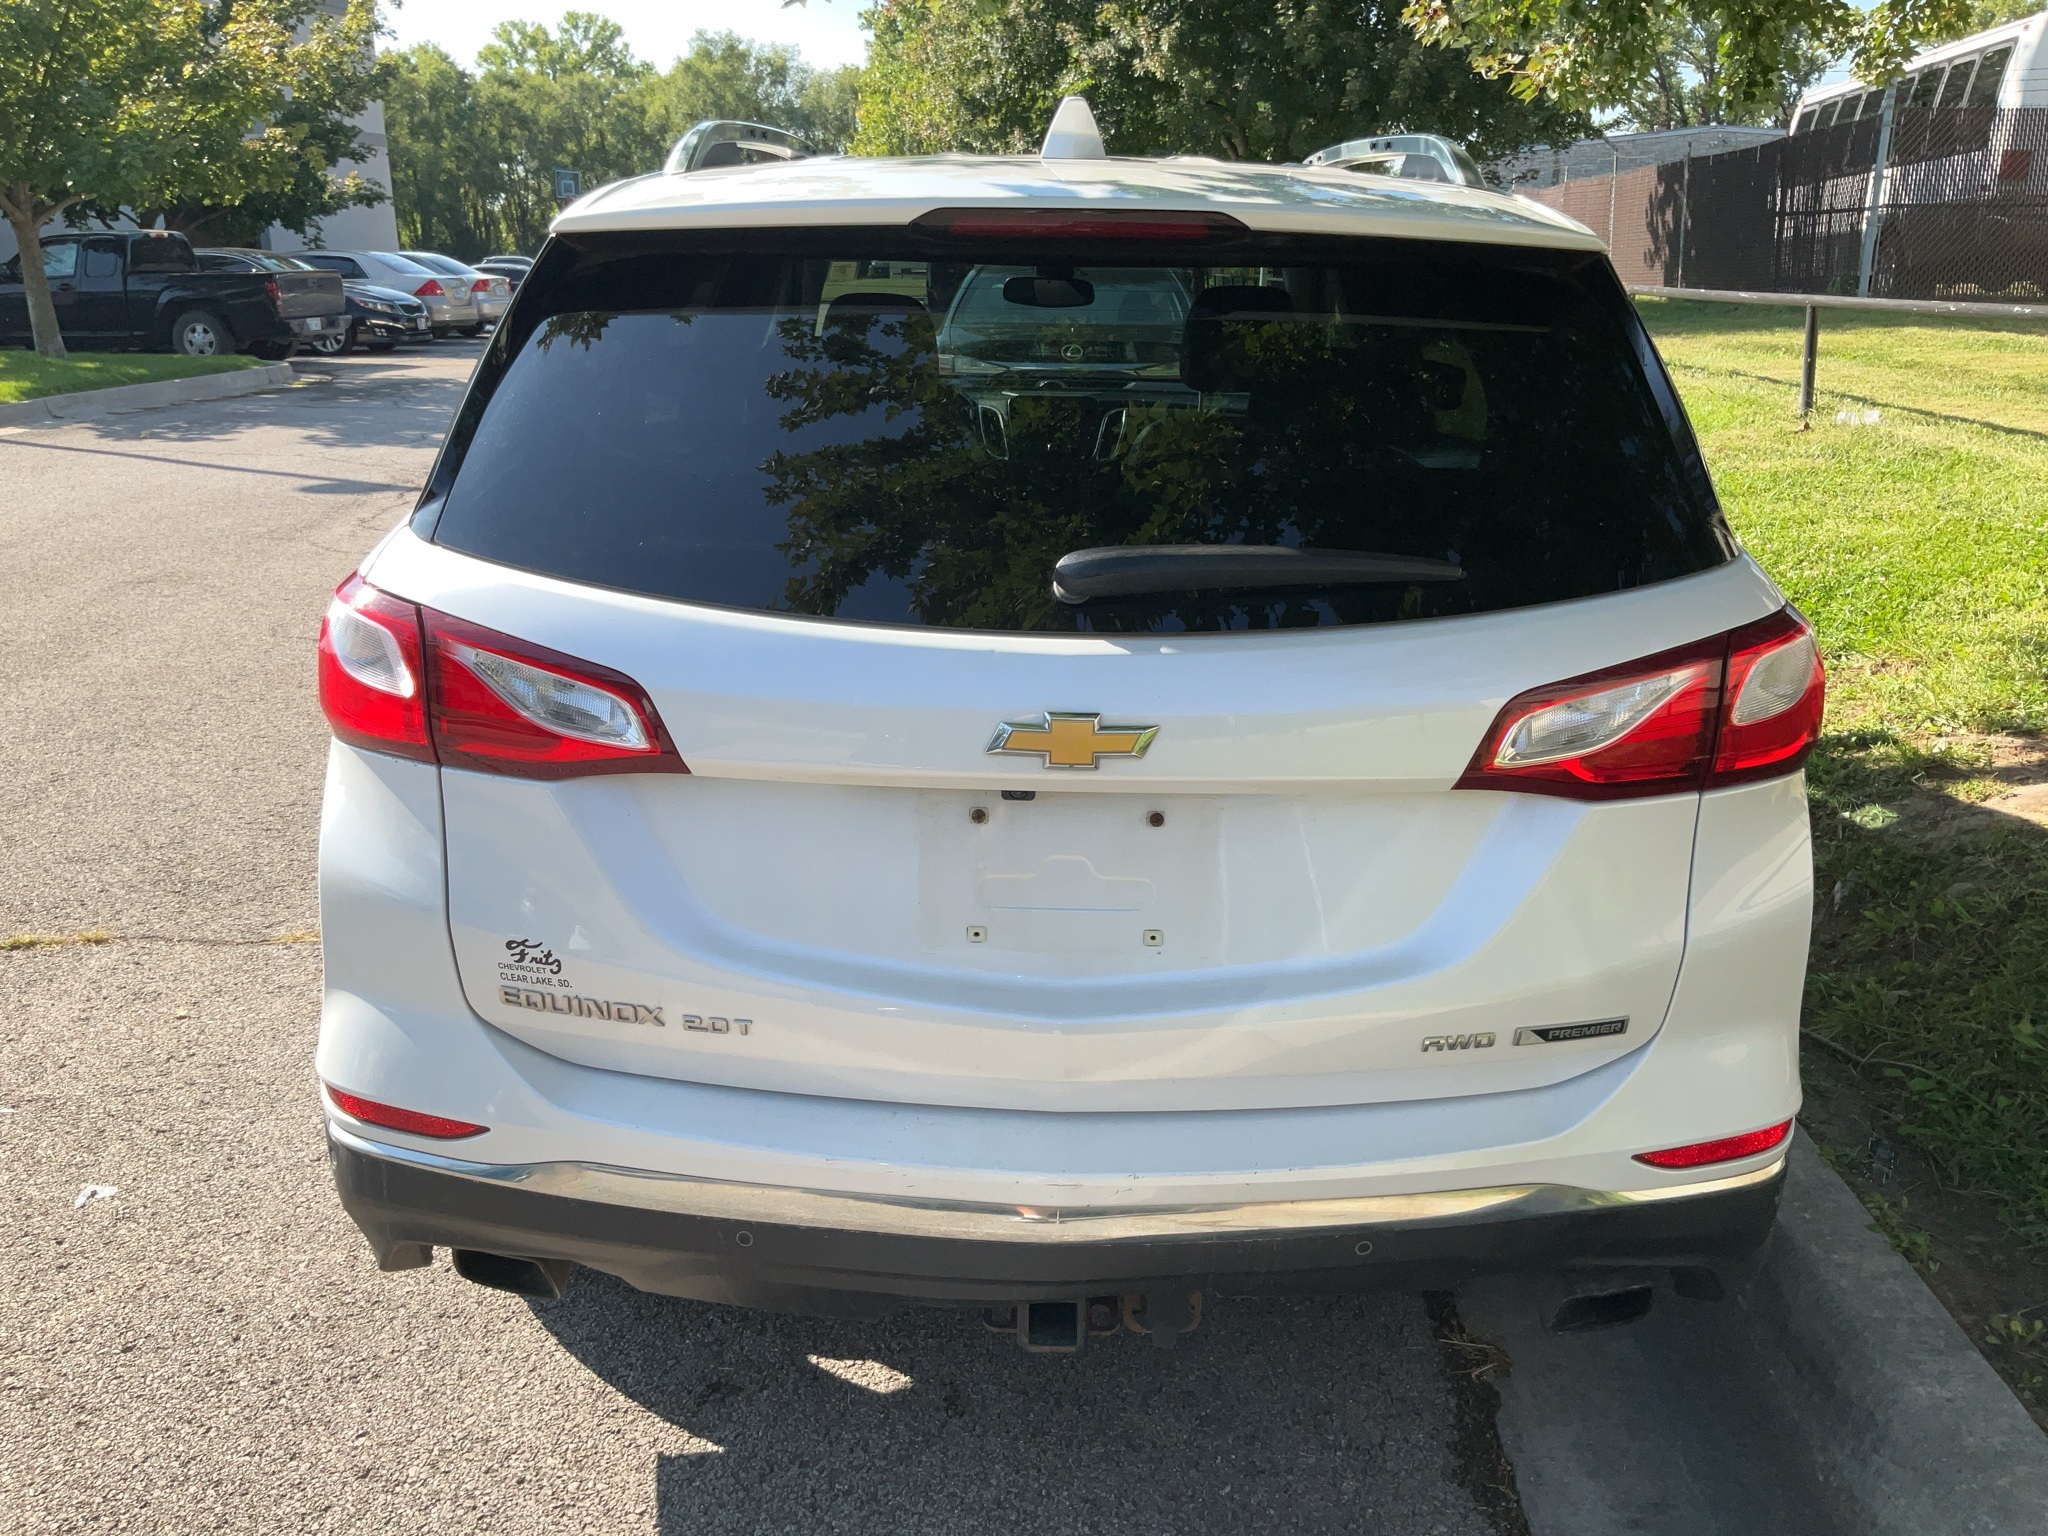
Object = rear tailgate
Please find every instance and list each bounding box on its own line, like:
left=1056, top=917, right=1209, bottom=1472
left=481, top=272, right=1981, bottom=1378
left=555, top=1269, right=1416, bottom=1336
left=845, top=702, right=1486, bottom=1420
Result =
left=370, top=537, right=1781, bottom=1113
left=274, top=269, right=344, bottom=318
left=380, top=223, right=1762, bottom=1115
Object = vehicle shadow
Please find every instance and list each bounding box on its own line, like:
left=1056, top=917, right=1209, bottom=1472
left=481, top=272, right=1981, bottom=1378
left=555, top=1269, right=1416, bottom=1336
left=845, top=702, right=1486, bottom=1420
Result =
left=531, top=1271, right=1488, bottom=1535
left=72, top=344, right=480, bottom=461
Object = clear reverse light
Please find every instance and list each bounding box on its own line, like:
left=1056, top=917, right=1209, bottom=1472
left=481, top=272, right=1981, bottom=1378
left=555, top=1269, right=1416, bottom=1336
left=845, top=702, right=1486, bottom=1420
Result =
left=1732, top=633, right=1819, bottom=724
left=1493, top=669, right=1694, bottom=768
left=450, top=642, right=651, bottom=749
left=327, top=599, right=415, bottom=697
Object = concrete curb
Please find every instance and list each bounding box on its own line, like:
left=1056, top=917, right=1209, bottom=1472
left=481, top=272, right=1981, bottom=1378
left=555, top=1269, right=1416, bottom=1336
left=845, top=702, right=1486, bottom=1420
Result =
left=1467, top=1132, right=2048, bottom=1534
left=0, top=360, right=298, bottom=427
left=1741, top=1133, right=2048, bottom=1531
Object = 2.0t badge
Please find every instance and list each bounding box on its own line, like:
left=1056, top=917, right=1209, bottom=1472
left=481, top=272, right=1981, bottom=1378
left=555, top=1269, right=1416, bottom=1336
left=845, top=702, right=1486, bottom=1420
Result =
left=987, top=711, right=1159, bottom=770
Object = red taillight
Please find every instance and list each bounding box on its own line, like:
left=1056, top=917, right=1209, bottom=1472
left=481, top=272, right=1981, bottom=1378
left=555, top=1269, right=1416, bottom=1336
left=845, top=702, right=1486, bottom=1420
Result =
left=1714, top=609, right=1826, bottom=784
left=422, top=608, right=685, bottom=778
left=911, top=208, right=1247, bottom=241
left=263, top=277, right=281, bottom=307
left=1456, top=606, right=1824, bottom=801
left=414, top=278, right=445, bottom=297
left=318, top=575, right=432, bottom=761
left=1635, top=1120, right=1792, bottom=1169
left=316, top=575, right=686, bottom=778
left=325, top=1085, right=487, bottom=1140
left=470, top=277, right=490, bottom=293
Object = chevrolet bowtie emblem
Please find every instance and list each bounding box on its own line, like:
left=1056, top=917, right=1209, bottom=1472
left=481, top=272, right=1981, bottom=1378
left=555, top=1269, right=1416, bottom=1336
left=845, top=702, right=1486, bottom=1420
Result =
left=987, top=712, right=1159, bottom=770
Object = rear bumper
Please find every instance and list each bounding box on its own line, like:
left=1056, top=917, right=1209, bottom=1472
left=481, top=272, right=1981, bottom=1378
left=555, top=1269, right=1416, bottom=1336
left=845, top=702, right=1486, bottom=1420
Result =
left=330, top=1125, right=1785, bottom=1313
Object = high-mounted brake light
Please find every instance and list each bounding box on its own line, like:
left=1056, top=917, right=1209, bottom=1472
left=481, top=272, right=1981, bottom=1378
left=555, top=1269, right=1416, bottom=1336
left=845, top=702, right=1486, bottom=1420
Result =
left=910, top=208, right=1247, bottom=241
left=1456, top=606, right=1823, bottom=801
left=325, top=1085, right=488, bottom=1140
left=315, top=576, right=688, bottom=778
left=414, top=278, right=446, bottom=298
left=318, top=575, right=432, bottom=761
left=1635, top=1120, right=1792, bottom=1169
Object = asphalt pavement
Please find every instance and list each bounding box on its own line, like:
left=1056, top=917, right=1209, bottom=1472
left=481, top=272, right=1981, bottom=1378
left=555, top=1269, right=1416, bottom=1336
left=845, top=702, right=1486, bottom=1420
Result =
left=0, top=345, right=1514, bottom=1535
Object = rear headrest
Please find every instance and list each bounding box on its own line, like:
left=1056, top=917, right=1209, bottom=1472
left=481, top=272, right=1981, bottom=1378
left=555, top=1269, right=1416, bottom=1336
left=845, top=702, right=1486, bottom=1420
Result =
left=1181, top=285, right=1294, bottom=392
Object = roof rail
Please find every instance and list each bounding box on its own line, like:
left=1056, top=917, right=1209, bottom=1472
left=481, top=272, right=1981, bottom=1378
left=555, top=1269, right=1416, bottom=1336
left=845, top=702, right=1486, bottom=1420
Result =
left=663, top=121, right=812, bottom=175
left=1303, top=133, right=1487, bottom=188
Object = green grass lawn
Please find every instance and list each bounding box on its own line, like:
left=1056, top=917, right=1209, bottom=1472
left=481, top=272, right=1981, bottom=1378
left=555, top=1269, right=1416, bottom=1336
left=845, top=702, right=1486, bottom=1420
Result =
left=1640, top=298, right=2048, bottom=1241
left=0, top=349, right=260, bottom=404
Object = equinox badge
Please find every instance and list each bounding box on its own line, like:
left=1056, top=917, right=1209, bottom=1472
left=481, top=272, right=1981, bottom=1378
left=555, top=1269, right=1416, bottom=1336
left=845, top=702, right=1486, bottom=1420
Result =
left=987, top=711, right=1159, bottom=770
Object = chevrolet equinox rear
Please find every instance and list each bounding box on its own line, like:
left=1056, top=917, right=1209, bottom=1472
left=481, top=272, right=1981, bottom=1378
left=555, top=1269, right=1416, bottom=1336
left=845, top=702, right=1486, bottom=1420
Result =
left=316, top=113, right=1819, bottom=1345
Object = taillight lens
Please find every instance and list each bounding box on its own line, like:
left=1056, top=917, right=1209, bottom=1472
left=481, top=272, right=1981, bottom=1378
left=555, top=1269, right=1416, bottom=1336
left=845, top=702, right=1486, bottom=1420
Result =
left=1715, top=609, right=1826, bottom=784
left=325, top=1085, right=487, bottom=1140
left=470, top=277, right=491, bottom=293
left=415, top=278, right=445, bottom=297
left=315, top=575, right=687, bottom=778
left=263, top=277, right=281, bottom=306
left=1457, top=606, right=1823, bottom=800
left=318, top=575, right=431, bottom=761
left=1635, top=1120, right=1792, bottom=1169
left=425, top=610, right=682, bottom=777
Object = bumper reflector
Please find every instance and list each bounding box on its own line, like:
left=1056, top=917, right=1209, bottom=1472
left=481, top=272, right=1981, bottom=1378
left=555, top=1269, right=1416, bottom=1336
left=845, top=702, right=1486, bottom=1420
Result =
left=325, top=1085, right=487, bottom=1140
left=1635, top=1120, right=1793, bottom=1169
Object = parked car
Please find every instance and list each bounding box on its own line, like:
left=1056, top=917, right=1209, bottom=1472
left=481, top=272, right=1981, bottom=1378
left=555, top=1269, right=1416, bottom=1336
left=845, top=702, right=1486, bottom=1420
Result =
left=316, top=101, right=1821, bottom=1348
left=301, top=282, right=434, bottom=355
left=474, top=256, right=530, bottom=291
left=399, top=252, right=510, bottom=327
left=292, top=250, right=482, bottom=337
left=1, top=231, right=346, bottom=357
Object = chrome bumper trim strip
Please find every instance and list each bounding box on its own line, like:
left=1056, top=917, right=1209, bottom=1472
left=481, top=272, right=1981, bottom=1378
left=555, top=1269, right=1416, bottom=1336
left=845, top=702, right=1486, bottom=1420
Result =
left=329, top=1123, right=1786, bottom=1245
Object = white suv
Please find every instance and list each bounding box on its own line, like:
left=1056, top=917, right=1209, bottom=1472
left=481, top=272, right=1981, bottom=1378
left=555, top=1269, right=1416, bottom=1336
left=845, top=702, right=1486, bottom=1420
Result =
left=316, top=105, right=1821, bottom=1347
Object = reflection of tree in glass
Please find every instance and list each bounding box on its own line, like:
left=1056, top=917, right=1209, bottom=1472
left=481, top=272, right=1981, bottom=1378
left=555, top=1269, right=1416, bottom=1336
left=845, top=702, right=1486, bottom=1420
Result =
left=533, top=312, right=615, bottom=353
left=758, top=302, right=1673, bottom=632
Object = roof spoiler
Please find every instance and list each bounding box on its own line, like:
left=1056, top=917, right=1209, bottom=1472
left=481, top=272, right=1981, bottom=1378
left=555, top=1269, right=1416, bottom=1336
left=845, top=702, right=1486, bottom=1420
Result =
left=1302, top=133, right=1487, bottom=188
left=663, top=121, right=812, bottom=175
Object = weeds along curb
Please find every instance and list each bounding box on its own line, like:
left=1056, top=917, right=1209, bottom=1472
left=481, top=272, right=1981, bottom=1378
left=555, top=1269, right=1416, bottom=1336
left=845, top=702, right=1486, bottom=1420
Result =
left=0, top=361, right=297, bottom=427
left=1744, top=1132, right=2048, bottom=1531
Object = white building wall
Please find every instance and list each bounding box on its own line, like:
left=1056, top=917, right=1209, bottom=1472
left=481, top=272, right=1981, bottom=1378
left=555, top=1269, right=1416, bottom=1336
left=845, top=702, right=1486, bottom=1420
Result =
left=264, top=96, right=400, bottom=253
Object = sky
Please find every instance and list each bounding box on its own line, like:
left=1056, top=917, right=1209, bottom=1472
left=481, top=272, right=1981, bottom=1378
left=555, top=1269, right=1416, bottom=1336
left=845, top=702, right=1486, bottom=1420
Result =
left=380, top=0, right=873, bottom=71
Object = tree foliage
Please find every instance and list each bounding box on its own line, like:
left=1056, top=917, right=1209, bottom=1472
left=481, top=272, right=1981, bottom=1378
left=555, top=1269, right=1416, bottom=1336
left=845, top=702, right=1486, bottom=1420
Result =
left=1405, top=0, right=1974, bottom=118
left=853, top=0, right=1586, bottom=166
left=1929, top=0, right=2039, bottom=42
left=1611, top=15, right=1836, bottom=130
left=0, top=0, right=377, bottom=358
left=381, top=20, right=862, bottom=260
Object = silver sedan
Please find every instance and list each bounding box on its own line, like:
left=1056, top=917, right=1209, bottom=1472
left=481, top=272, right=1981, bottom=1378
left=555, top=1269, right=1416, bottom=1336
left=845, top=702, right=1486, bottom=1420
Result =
left=402, top=251, right=511, bottom=327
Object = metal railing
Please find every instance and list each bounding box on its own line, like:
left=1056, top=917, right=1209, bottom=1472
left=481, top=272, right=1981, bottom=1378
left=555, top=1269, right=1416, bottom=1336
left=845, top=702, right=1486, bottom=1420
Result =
left=1627, top=284, right=2048, bottom=420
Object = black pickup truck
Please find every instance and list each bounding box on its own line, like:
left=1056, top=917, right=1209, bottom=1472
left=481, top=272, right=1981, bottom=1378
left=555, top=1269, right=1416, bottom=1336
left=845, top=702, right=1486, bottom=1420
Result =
left=0, top=230, right=347, bottom=357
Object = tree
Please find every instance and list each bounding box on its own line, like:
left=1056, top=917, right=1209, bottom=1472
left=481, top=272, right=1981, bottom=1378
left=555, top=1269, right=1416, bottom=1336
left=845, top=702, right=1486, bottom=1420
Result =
left=853, top=0, right=1586, bottom=167
left=1929, top=0, right=2039, bottom=42
left=1404, top=0, right=1975, bottom=119
left=118, top=0, right=383, bottom=247
left=0, top=0, right=382, bottom=359
left=381, top=43, right=502, bottom=257
left=1613, top=16, right=1836, bottom=130
left=645, top=31, right=863, bottom=152
left=1, top=0, right=156, bottom=357
left=381, top=23, right=864, bottom=260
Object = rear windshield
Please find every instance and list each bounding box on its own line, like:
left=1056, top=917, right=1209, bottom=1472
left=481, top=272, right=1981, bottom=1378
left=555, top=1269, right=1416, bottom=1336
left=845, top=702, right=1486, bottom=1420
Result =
left=424, top=231, right=1729, bottom=634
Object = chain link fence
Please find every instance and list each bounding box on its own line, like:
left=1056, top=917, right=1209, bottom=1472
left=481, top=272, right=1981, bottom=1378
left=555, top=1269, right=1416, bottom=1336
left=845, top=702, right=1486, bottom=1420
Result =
left=1521, top=107, right=2048, bottom=301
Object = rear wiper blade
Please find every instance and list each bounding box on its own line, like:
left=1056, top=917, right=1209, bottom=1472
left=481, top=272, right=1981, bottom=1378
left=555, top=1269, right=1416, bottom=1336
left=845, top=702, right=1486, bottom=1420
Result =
left=1051, top=544, right=1467, bottom=605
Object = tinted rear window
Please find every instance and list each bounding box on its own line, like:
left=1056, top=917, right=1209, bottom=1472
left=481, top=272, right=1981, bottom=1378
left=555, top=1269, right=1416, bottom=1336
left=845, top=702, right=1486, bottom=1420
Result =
left=424, top=230, right=1729, bottom=634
